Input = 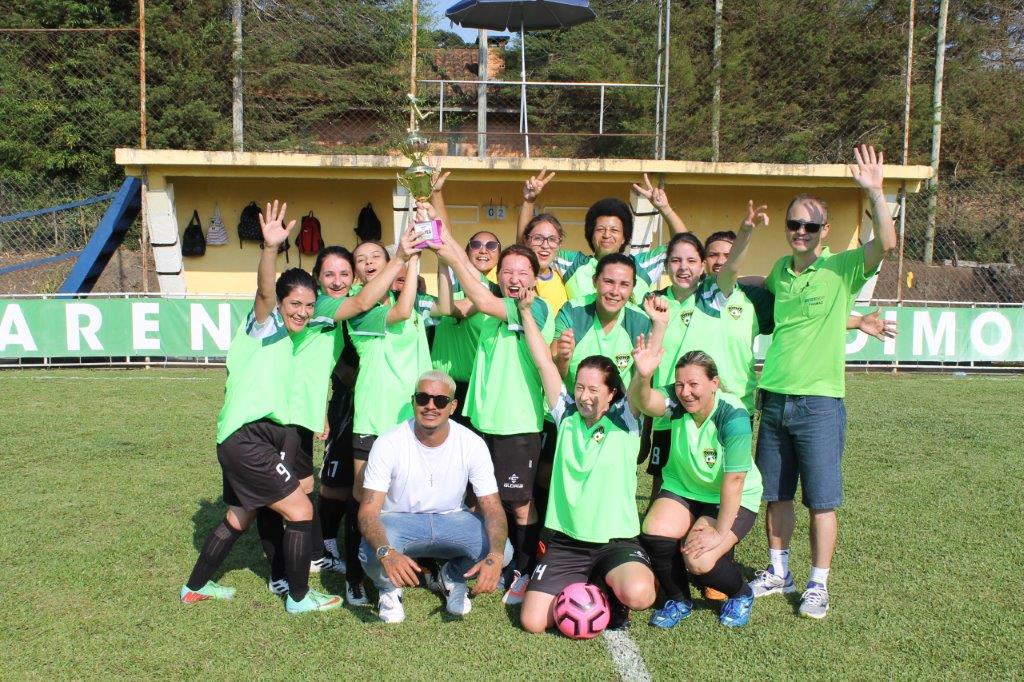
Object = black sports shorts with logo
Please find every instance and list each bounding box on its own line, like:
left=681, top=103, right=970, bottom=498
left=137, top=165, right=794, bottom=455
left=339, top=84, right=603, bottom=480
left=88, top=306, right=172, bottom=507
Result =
left=526, top=529, right=652, bottom=596
left=218, top=419, right=300, bottom=511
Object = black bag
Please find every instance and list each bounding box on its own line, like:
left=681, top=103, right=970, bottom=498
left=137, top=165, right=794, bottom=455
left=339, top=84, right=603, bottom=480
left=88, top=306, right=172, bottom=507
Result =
left=237, top=201, right=263, bottom=245
left=181, top=210, right=206, bottom=257
left=355, top=202, right=382, bottom=242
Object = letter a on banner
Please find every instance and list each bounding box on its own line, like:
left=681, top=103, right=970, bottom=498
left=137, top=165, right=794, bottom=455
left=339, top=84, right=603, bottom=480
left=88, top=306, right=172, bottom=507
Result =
left=0, top=305, right=38, bottom=351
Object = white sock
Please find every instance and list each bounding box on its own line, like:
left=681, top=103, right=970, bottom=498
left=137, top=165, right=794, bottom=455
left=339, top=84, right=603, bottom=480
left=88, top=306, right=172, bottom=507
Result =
left=769, top=548, right=790, bottom=577
left=808, top=566, right=830, bottom=588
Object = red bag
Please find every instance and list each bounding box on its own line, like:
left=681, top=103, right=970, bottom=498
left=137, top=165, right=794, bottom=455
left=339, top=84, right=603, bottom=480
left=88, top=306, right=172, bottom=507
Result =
left=298, top=210, right=324, bottom=256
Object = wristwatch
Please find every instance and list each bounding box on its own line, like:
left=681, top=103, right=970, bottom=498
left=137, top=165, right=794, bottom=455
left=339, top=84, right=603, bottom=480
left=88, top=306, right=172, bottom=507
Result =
left=376, top=545, right=395, bottom=559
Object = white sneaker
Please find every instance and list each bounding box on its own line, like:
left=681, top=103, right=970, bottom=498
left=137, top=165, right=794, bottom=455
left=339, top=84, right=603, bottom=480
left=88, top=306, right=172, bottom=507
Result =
left=502, top=570, right=530, bottom=605
left=749, top=567, right=797, bottom=598
left=310, top=555, right=346, bottom=574
left=268, top=578, right=289, bottom=596
left=377, top=589, right=405, bottom=623
left=346, top=581, right=369, bottom=606
left=446, top=581, right=472, bottom=616
left=798, top=583, right=830, bottom=619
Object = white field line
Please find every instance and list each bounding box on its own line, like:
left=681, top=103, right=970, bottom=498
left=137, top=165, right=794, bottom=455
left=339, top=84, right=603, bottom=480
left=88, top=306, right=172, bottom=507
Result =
left=602, top=629, right=653, bottom=682
left=21, top=375, right=219, bottom=381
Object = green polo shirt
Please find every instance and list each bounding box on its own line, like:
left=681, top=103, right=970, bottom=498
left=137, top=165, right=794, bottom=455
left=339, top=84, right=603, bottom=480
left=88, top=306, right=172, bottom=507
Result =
left=761, top=247, right=876, bottom=398
left=216, top=307, right=299, bottom=444
left=284, top=292, right=350, bottom=434
left=554, top=298, right=651, bottom=389
left=347, top=292, right=437, bottom=436
left=545, top=391, right=642, bottom=543
left=464, top=294, right=554, bottom=435
left=660, top=390, right=763, bottom=513
left=430, top=270, right=490, bottom=383
left=555, top=246, right=667, bottom=301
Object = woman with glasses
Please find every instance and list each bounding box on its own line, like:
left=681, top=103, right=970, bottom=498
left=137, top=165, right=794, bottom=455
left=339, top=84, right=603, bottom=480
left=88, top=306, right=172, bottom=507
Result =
left=521, top=212, right=568, bottom=314
left=517, top=171, right=689, bottom=300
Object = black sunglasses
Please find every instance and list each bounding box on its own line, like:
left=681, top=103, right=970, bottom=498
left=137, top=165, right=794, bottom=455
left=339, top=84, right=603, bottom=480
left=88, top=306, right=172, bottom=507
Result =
left=413, top=392, right=453, bottom=409
left=469, top=240, right=500, bottom=251
left=785, top=219, right=823, bottom=234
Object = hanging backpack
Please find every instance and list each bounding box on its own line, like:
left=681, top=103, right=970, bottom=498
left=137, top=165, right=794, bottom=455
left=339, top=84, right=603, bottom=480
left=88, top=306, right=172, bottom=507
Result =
left=298, top=210, right=324, bottom=256
left=237, top=201, right=263, bottom=245
left=355, top=202, right=382, bottom=243
left=181, top=210, right=206, bottom=257
left=206, top=204, right=229, bottom=245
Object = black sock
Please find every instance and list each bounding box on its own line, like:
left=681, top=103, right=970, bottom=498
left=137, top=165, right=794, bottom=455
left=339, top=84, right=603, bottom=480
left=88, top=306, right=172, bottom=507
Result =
left=512, top=522, right=540, bottom=575
left=308, top=493, right=324, bottom=561
left=319, top=496, right=345, bottom=545
left=693, top=550, right=745, bottom=598
left=522, top=522, right=541, bottom=573
left=283, top=520, right=313, bottom=601
left=344, top=498, right=364, bottom=583
left=186, top=520, right=243, bottom=591
left=256, top=507, right=286, bottom=582
left=640, top=533, right=689, bottom=603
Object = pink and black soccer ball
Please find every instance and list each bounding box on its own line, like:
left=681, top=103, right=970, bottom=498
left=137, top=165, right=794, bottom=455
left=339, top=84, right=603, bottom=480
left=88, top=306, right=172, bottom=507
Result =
left=554, top=582, right=610, bottom=639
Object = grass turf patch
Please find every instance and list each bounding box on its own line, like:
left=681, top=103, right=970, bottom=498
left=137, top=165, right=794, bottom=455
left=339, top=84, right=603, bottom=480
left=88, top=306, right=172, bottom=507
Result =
left=0, top=370, right=1021, bottom=679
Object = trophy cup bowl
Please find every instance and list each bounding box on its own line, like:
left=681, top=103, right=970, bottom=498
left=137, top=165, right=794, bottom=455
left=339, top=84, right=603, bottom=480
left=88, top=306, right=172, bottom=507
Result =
left=398, top=130, right=435, bottom=202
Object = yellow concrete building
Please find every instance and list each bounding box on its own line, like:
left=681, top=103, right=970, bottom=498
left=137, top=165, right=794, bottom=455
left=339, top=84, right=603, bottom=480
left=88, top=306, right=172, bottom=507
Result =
left=115, top=149, right=931, bottom=296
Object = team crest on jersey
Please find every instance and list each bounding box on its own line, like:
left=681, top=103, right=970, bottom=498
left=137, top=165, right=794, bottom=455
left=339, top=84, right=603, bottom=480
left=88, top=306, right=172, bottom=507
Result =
left=680, top=311, right=692, bottom=326
left=592, top=426, right=606, bottom=443
left=727, top=304, right=743, bottom=320
left=703, top=448, right=718, bottom=466
left=614, top=353, right=631, bottom=370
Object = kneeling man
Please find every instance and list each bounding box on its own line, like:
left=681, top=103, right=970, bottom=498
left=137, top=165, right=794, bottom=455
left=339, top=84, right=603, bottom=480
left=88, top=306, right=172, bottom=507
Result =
left=359, top=370, right=512, bottom=623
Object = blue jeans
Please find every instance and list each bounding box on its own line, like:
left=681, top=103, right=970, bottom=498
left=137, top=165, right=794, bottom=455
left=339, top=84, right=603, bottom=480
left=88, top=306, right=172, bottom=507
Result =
left=755, top=392, right=846, bottom=510
left=359, top=511, right=513, bottom=592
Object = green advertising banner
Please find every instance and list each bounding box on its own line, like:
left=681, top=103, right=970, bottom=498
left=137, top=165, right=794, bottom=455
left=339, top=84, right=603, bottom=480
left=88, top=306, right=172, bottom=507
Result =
left=0, top=297, right=1022, bottom=363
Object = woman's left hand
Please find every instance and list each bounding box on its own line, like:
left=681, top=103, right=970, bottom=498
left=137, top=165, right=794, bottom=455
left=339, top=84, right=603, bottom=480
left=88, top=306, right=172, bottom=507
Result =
left=682, top=525, right=723, bottom=559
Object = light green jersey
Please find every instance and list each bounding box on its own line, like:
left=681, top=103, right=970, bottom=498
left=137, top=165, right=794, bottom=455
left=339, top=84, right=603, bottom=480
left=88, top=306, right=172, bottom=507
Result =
left=554, top=297, right=651, bottom=389
left=545, top=391, right=642, bottom=543
left=660, top=390, right=763, bottom=513
left=555, top=246, right=667, bottom=301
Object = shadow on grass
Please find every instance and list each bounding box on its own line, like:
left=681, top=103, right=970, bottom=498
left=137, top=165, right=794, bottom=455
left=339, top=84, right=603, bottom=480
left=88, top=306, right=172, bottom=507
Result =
left=190, top=498, right=271, bottom=584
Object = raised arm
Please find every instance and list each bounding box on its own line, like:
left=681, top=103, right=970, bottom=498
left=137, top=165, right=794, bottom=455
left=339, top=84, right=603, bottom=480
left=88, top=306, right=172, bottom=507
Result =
left=254, top=200, right=297, bottom=323
left=642, top=293, right=669, bottom=355
left=517, top=169, right=556, bottom=242
left=850, top=144, right=896, bottom=274
left=718, top=200, right=768, bottom=296
left=429, top=165, right=453, bottom=229
left=432, top=216, right=507, bottom=320
left=632, top=173, right=687, bottom=235
left=627, top=333, right=667, bottom=418
left=334, top=228, right=419, bottom=322
left=518, top=290, right=563, bottom=410
left=385, top=253, right=420, bottom=324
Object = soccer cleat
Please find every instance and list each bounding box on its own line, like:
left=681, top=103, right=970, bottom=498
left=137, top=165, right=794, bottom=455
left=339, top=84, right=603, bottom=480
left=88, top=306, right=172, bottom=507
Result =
left=310, top=555, right=346, bottom=574
left=501, top=570, right=530, bottom=605
left=648, top=599, right=693, bottom=629
left=748, top=567, right=797, bottom=598
left=446, top=581, right=472, bottom=616
left=346, top=581, right=369, bottom=606
left=703, top=586, right=727, bottom=602
left=377, top=589, right=406, bottom=623
left=607, top=595, right=631, bottom=631
left=268, top=578, right=289, bottom=596
left=798, top=583, right=830, bottom=619
left=719, top=594, right=755, bottom=627
left=180, top=581, right=235, bottom=604
left=285, top=588, right=343, bottom=614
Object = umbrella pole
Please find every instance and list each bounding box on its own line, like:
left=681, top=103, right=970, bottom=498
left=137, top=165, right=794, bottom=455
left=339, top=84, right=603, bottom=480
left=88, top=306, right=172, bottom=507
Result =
left=520, top=21, right=530, bottom=157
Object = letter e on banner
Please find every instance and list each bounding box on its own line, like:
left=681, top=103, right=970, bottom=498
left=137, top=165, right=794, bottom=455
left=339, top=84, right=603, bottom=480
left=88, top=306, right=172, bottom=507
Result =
left=66, top=303, right=103, bottom=351
left=191, top=303, right=232, bottom=351
left=0, top=305, right=38, bottom=351
left=132, top=302, right=161, bottom=351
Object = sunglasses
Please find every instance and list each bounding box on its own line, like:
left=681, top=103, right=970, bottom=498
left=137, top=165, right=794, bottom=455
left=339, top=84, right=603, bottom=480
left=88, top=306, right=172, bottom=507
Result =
left=469, top=240, right=500, bottom=251
left=785, top=219, right=823, bottom=234
left=413, top=392, right=453, bottom=409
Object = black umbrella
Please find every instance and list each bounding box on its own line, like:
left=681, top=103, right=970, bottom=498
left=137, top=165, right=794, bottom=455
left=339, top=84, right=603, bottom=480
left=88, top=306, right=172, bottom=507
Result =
left=445, top=0, right=597, bottom=155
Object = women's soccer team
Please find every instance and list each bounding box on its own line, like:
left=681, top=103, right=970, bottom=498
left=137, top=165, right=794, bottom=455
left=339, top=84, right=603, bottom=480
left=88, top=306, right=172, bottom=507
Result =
left=182, top=145, right=896, bottom=630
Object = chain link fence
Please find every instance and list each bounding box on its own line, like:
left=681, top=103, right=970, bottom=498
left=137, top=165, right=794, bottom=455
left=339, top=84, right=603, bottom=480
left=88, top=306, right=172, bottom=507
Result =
left=0, top=1, right=1022, bottom=303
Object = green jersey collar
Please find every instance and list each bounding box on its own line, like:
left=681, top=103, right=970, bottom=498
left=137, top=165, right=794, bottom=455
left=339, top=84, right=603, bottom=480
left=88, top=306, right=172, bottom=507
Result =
left=785, top=246, right=832, bottom=276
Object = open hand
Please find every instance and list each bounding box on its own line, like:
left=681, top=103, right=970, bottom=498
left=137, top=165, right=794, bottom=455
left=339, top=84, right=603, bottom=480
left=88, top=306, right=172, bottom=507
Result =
left=741, top=200, right=769, bottom=232
left=259, top=200, right=296, bottom=248
left=850, top=144, right=884, bottom=192
left=631, top=333, right=663, bottom=379
left=857, top=307, right=897, bottom=341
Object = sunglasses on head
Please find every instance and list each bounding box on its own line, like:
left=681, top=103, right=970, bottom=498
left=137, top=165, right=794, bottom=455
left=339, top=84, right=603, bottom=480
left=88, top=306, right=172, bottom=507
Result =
left=413, top=392, right=453, bottom=409
left=785, top=219, right=823, bottom=234
left=469, top=240, right=500, bottom=251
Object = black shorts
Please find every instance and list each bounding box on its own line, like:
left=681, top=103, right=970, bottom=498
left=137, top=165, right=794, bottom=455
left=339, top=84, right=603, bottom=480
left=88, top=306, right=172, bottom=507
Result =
left=218, top=420, right=301, bottom=511
left=294, top=426, right=315, bottom=479
left=484, top=432, right=541, bottom=503
left=654, top=489, right=758, bottom=541
left=352, top=433, right=377, bottom=462
left=527, top=530, right=652, bottom=596
left=321, top=418, right=355, bottom=489
left=539, top=419, right=557, bottom=465
left=645, top=429, right=672, bottom=476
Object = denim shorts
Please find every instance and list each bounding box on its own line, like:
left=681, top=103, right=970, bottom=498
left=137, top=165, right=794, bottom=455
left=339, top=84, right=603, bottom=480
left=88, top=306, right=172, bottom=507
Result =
left=755, top=391, right=846, bottom=510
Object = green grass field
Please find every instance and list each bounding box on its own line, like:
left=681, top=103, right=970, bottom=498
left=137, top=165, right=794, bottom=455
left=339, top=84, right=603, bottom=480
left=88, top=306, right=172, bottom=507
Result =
left=1, top=370, right=1022, bottom=680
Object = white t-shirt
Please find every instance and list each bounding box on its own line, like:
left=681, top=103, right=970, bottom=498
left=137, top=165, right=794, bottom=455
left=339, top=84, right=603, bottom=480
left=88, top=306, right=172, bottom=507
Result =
left=363, top=420, right=498, bottom=514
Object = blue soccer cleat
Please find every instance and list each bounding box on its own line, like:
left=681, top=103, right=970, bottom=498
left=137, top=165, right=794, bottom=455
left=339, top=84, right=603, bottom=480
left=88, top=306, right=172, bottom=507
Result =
left=719, top=593, right=754, bottom=627
left=648, top=599, right=693, bottom=629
